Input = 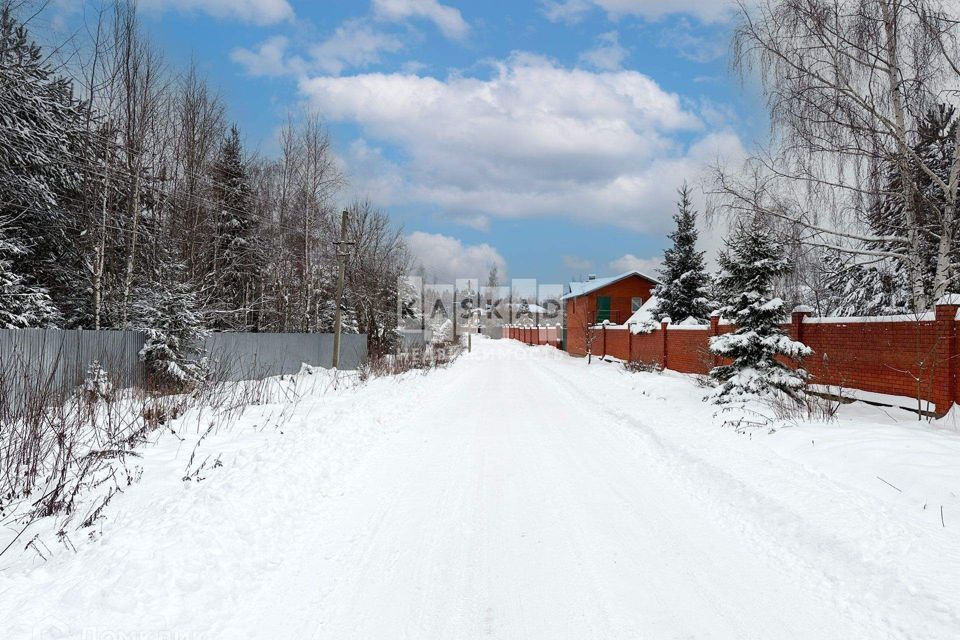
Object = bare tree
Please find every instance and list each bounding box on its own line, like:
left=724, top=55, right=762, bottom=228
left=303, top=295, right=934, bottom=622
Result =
left=170, top=63, right=224, bottom=286
left=76, top=2, right=116, bottom=330
left=718, top=0, right=960, bottom=311
left=343, top=199, right=411, bottom=356
left=112, top=1, right=166, bottom=326
left=297, top=113, right=342, bottom=332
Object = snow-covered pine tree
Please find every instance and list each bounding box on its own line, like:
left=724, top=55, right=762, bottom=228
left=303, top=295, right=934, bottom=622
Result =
left=0, top=6, right=89, bottom=318
left=709, top=217, right=811, bottom=404
left=516, top=298, right=532, bottom=324
left=431, top=318, right=453, bottom=345
left=654, top=183, right=711, bottom=323
left=0, top=231, right=59, bottom=328
left=209, top=124, right=258, bottom=329
left=821, top=251, right=912, bottom=317
left=317, top=297, right=359, bottom=335
left=132, top=263, right=208, bottom=391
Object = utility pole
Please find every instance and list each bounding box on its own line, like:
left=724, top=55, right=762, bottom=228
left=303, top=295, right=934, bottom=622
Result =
left=331, top=209, right=354, bottom=368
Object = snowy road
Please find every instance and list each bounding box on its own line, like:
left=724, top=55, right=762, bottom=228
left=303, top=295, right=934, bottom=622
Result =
left=234, top=341, right=856, bottom=639
left=4, top=338, right=960, bottom=639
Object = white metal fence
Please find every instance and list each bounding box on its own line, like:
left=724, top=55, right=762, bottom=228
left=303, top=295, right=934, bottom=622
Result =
left=0, top=329, right=367, bottom=411
left=0, top=329, right=147, bottom=412
left=205, top=332, right=368, bottom=381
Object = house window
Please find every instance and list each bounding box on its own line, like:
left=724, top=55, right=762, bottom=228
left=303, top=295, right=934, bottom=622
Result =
left=631, top=296, right=643, bottom=312
left=595, top=296, right=611, bottom=322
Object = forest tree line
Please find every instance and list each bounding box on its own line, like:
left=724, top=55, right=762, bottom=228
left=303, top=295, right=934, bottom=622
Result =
left=0, top=1, right=410, bottom=362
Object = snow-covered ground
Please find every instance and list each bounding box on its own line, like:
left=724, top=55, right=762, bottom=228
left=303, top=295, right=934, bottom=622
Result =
left=3, top=338, right=960, bottom=639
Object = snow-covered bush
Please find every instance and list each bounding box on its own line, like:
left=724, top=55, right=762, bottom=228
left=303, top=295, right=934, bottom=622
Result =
left=709, top=218, right=812, bottom=404
left=81, top=360, right=113, bottom=403
left=431, top=318, right=454, bottom=345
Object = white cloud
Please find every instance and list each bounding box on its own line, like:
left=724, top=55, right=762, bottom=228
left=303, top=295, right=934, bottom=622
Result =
left=335, top=138, right=407, bottom=204
left=448, top=213, right=491, bottom=231
left=232, top=21, right=404, bottom=78
left=139, top=0, right=293, bottom=24
left=231, top=36, right=306, bottom=77
left=310, top=20, right=405, bottom=75
left=608, top=253, right=662, bottom=275
left=658, top=19, right=728, bottom=62
left=401, top=60, right=429, bottom=74
left=579, top=31, right=628, bottom=70
left=541, top=0, right=593, bottom=24
left=300, top=53, right=745, bottom=233
left=372, top=0, right=469, bottom=40
left=406, top=231, right=506, bottom=282
left=563, top=255, right=594, bottom=271
left=542, top=0, right=736, bottom=23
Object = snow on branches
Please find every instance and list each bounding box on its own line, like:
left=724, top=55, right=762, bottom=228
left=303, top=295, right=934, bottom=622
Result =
left=654, top=184, right=711, bottom=324
left=710, top=218, right=811, bottom=404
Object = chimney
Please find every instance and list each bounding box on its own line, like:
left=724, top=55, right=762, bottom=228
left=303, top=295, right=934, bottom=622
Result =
left=587, top=274, right=597, bottom=281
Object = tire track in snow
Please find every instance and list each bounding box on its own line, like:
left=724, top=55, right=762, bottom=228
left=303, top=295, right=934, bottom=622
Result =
left=537, top=351, right=960, bottom=639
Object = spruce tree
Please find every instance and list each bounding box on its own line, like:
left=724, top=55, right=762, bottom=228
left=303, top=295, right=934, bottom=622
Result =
left=654, top=183, right=711, bottom=323
left=709, top=217, right=811, bottom=403
left=821, top=251, right=911, bottom=317
left=0, top=7, right=88, bottom=317
left=0, top=232, right=58, bottom=328
left=132, top=263, right=208, bottom=391
left=209, top=124, right=257, bottom=329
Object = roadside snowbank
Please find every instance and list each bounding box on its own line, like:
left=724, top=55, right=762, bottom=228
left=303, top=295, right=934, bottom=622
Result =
left=0, top=365, right=452, bottom=638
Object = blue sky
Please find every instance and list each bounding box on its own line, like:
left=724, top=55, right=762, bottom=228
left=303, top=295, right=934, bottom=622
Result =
left=58, top=0, right=767, bottom=284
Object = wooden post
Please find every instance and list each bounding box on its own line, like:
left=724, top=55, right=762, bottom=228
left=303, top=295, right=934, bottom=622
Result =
left=331, top=209, right=354, bottom=369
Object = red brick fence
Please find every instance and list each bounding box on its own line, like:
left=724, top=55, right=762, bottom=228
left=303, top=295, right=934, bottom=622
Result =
left=504, top=325, right=563, bottom=348
left=510, top=299, right=960, bottom=415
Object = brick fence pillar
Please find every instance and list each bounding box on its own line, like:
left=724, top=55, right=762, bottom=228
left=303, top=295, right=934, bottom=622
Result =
left=709, top=311, right=720, bottom=369
left=934, top=295, right=960, bottom=415
left=601, top=324, right=607, bottom=358
left=791, top=305, right=814, bottom=344
left=661, top=317, right=671, bottom=369
left=628, top=323, right=634, bottom=363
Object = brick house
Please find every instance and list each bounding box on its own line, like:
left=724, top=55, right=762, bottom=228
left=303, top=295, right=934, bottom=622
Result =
left=562, top=271, right=659, bottom=355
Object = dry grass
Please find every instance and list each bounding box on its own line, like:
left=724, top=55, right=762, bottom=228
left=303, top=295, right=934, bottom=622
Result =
left=359, top=342, right=462, bottom=381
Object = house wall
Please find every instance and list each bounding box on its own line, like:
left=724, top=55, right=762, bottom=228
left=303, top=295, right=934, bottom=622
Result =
left=563, top=275, right=657, bottom=356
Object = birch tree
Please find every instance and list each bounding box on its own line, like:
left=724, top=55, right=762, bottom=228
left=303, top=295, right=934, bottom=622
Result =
left=720, top=0, right=960, bottom=311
